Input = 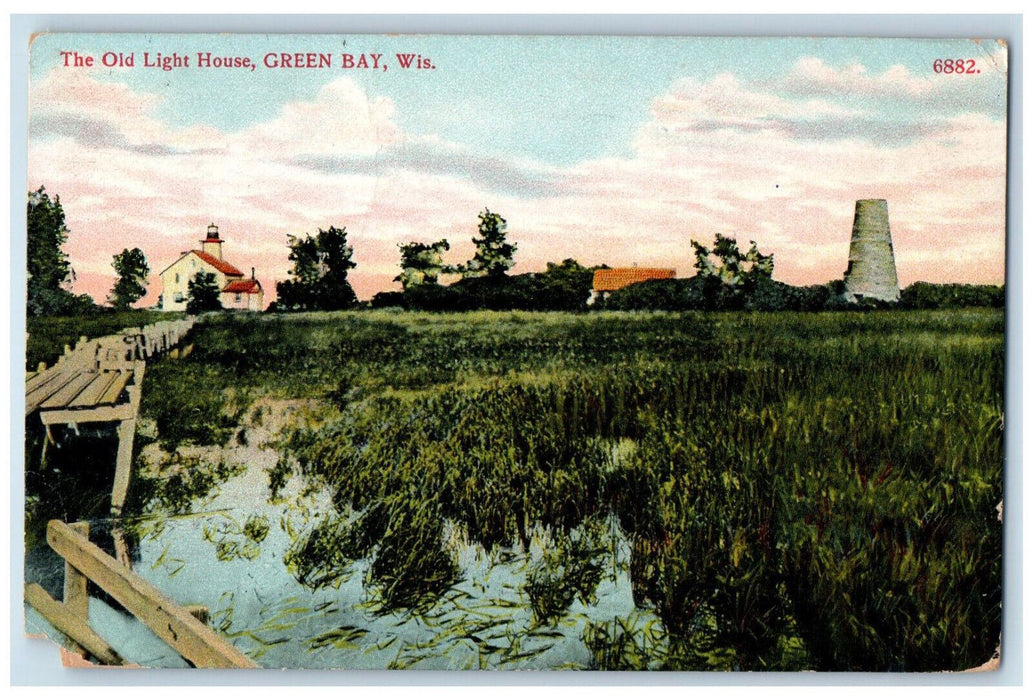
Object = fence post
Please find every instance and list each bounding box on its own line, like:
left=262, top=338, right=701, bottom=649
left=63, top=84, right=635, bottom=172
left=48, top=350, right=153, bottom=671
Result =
left=46, top=520, right=258, bottom=668
left=63, top=522, right=90, bottom=619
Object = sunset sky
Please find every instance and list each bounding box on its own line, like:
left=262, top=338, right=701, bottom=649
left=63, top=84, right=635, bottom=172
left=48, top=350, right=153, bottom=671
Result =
left=27, top=34, right=1009, bottom=306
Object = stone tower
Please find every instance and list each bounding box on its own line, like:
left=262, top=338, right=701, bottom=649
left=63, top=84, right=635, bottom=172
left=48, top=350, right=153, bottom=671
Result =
left=843, top=199, right=900, bottom=302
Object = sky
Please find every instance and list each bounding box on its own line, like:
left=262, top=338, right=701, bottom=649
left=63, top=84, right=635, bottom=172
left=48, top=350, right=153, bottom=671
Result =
left=26, top=33, right=1009, bottom=306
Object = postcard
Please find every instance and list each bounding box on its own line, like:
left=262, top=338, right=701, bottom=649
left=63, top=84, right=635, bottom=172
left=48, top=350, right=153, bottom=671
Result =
left=22, top=32, right=1007, bottom=672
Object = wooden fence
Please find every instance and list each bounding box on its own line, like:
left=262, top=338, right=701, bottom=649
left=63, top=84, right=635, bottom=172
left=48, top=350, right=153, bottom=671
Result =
left=25, top=520, right=257, bottom=668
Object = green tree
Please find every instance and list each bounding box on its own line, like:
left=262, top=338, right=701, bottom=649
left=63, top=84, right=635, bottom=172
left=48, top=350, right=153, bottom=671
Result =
left=274, top=226, right=358, bottom=311
left=396, top=239, right=452, bottom=290
left=464, top=209, right=516, bottom=279
left=27, top=186, right=94, bottom=316
left=108, top=247, right=150, bottom=310
left=692, top=233, right=774, bottom=285
left=689, top=234, right=775, bottom=310
left=317, top=225, right=359, bottom=309
left=186, top=271, right=222, bottom=313
left=534, top=259, right=596, bottom=310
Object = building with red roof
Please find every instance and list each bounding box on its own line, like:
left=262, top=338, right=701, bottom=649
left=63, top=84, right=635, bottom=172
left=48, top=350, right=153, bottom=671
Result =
left=590, top=267, right=676, bottom=304
left=159, top=224, right=264, bottom=312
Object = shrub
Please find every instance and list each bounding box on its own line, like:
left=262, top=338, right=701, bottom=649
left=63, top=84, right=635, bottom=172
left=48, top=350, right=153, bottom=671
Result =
left=900, top=282, right=1005, bottom=309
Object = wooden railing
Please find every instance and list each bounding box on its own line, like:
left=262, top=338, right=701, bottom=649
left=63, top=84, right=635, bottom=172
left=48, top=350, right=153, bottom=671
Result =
left=25, top=520, right=258, bottom=669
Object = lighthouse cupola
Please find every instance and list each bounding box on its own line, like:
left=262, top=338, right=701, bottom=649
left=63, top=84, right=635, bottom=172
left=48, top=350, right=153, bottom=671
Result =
left=202, top=222, right=224, bottom=260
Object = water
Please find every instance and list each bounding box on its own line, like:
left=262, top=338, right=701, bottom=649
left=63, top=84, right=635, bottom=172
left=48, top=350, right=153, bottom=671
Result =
left=25, top=408, right=656, bottom=670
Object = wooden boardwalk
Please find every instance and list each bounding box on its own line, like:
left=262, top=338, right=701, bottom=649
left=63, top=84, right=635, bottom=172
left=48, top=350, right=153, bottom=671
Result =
left=24, top=320, right=258, bottom=668
left=25, top=319, right=194, bottom=513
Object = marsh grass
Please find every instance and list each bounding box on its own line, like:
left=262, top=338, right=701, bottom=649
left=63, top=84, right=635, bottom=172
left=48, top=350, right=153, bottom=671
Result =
left=138, top=308, right=1003, bottom=671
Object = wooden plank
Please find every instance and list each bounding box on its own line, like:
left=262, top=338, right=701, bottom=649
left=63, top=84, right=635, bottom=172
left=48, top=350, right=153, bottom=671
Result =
left=26, top=371, right=85, bottom=414
left=26, top=367, right=66, bottom=395
left=25, top=373, right=64, bottom=406
left=39, top=404, right=134, bottom=426
left=67, top=372, right=121, bottom=408
left=46, top=521, right=258, bottom=668
left=97, top=372, right=132, bottom=406
left=97, top=339, right=135, bottom=371
left=25, top=583, right=124, bottom=666
left=27, top=344, right=97, bottom=410
left=40, top=372, right=98, bottom=410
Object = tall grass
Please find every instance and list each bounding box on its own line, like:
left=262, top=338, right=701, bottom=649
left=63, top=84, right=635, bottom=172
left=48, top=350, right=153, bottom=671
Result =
left=140, top=308, right=1004, bottom=670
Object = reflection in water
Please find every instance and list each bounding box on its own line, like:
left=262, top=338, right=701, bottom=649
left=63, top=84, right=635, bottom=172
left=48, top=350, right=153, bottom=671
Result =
left=26, top=405, right=656, bottom=669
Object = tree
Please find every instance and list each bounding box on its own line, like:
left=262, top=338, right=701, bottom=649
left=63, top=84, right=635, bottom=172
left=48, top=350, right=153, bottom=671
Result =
left=532, top=259, right=596, bottom=310
left=108, top=247, right=150, bottom=310
left=186, top=271, right=222, bottom=313
left=464, top=209, right=516, bottom=279
left=396, top=239, right=452, bottom=290
left=692, top=233, right=774, bottom=285
left=317, top=225, right=359, bottom=310
left=27, top=186, right=93, bottom=316
left=690, top=234, right=775, bottom=310
left=274, top=225, right=358, bottom=311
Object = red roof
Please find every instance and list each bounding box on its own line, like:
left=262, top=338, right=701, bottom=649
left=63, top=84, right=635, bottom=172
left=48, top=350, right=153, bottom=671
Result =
left=223, top=279, right=262, bottom=294
left=593, top=268, right=676, bottom=292
left=192, top=250, right=244, bottom=277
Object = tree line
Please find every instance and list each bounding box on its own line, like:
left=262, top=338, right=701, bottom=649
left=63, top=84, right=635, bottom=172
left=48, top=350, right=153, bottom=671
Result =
left=268, top=209, right=532, bottom=312
left=27, top=186, right=1004, bottom=318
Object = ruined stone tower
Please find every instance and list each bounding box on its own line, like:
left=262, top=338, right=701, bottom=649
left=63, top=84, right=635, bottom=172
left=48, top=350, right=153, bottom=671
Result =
left=843, top=199, right=900, bottom=302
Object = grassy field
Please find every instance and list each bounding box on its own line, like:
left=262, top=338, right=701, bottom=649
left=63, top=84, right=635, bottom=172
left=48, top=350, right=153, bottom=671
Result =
left=129, top=308, right=1003, bottom=671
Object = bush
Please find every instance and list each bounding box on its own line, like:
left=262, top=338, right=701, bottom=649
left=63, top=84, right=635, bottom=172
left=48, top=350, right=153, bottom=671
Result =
left=27, top=288, right=98, bottom=318
left=369, top=291, right=407, bottom=309
left=378, top=259, right=596, bottom=312
left=603, top=276, right=850, bottom=312
left=599, top=276, right=988, bottom=313
left=900, top=282, right=1005, bottom=309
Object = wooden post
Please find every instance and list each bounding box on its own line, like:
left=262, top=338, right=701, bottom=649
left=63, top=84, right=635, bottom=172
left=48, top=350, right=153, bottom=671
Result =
left=63, top=522, right=90, bottom=619
left=56, top=521, right=91, bottom=659
left=110, top=364, right=145, bottom=515
left=46, top=520, right=257, bottom=668
left=110, top=418, right=135, bottom=516
left=111, top=524, right=132, bottom=569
